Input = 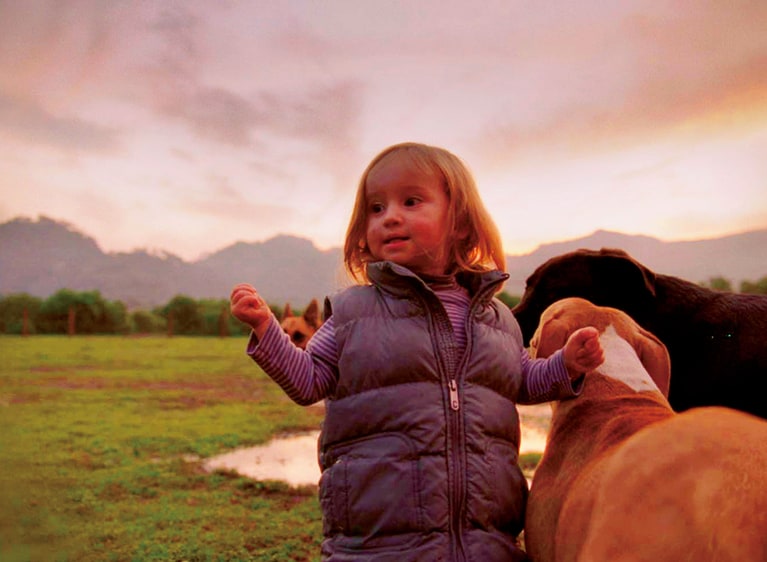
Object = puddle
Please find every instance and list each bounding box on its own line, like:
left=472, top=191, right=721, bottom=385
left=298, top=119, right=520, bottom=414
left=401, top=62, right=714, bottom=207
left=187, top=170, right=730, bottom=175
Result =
left=520, top=425, right=548, bottom=454
left=203, top=432, right=322, bottom=487
left=203, top=405, right=551, bottom=487
left=518, top=403, right=553, bottom=452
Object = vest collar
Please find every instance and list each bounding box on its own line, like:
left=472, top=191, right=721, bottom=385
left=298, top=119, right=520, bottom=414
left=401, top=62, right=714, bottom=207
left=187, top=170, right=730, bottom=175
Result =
left=366, top=261, right=509, bottom=303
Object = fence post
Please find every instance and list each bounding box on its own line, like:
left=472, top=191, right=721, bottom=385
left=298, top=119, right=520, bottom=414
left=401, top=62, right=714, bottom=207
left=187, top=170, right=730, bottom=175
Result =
left=68, top=306, right=76, bottom=336
left=22, top=308, right=29, bottom=336
left=219, top=306, right=230, bottom=337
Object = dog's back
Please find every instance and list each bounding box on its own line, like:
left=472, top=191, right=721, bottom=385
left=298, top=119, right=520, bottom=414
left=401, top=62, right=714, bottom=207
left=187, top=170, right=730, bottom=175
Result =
left=565, top=406, right=767, bottom=562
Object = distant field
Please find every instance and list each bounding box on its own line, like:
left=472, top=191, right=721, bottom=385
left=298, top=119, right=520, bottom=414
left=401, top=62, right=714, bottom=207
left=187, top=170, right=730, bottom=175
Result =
left=0, top=335, right=325, bottom=562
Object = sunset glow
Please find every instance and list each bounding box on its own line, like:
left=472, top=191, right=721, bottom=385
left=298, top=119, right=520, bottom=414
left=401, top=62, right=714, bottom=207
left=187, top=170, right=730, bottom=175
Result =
left=1, top=1, right=765, bottom=260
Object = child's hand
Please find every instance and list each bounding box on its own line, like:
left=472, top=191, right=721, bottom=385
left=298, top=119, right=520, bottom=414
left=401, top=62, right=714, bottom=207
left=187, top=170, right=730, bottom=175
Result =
left=563, top=327, right=605, bottom=380
left=230, top=283, right=273, bottom=339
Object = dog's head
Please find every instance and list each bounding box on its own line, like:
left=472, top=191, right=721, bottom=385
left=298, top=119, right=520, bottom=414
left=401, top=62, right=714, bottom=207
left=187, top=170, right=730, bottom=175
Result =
left=530, top=297, right=670, bottom=397
left=280, top=299, right=322, bottom=349
left=512, top=248, right=657, bottom=346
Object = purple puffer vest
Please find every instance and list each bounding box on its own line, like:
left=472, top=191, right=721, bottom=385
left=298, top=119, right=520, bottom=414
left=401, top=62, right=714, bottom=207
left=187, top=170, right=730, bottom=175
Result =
left=318, top=261, right=530, bottom=562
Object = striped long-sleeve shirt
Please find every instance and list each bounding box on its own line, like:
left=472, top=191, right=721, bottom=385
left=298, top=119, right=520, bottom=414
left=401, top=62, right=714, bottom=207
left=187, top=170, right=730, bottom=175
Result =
left=247, top=283, right=575, bottom=406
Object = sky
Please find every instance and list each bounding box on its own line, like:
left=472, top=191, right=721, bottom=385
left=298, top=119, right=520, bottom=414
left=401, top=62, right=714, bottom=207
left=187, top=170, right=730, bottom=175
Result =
left=1, top=1, right=766, bottom=261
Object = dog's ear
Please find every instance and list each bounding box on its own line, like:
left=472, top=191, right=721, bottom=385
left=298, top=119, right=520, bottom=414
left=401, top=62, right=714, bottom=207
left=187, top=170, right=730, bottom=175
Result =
left=630, top=256, right=657, bottom=298
left=282, top=303, right=293, bottom=320
left=531, top=315, right=571, bottom=360
left=303, top=299, right=321, bottom=328
left=636, top=327, right=671, bottom=397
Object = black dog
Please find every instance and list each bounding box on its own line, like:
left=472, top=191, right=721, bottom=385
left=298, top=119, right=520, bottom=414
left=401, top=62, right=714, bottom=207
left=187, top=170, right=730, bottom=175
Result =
left=512, top=248, right=767, bottom=419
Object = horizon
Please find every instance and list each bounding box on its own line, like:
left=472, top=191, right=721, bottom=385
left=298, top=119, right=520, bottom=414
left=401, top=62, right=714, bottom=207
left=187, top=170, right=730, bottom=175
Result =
left=6, top=213, right=765, bottom=262
left=2, top=3, right=766, bottom=261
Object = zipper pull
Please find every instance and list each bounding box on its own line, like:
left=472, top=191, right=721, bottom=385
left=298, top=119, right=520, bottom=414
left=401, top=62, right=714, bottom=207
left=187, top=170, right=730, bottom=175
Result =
left=449, top=379, right=460, bottom=411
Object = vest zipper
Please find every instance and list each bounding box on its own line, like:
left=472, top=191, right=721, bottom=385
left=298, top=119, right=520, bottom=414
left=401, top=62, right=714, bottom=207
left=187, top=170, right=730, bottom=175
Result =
left=448, top=381, right=465, bottom=562
left=420, top=292, right=465, bottom=560
left=448, top=279, right=502, bottom=561
left=449, top=379, right=459, bottom=410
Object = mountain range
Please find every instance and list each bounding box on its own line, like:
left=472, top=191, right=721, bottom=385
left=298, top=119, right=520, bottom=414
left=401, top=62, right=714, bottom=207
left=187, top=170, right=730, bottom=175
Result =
left=2, top=216, right=765, bottom=309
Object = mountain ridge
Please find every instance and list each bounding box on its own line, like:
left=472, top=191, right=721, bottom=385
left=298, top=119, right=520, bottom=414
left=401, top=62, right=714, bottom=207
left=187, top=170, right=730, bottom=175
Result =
left=2, top=216, right=765, bottom=308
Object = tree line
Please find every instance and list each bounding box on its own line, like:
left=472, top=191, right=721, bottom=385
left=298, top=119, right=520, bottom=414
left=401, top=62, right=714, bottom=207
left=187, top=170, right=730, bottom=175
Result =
left=1, top=275, right=765, bottom=336
left=0, top=290, right=253, bottom=336
left=702, top=276, right=767, bottom=294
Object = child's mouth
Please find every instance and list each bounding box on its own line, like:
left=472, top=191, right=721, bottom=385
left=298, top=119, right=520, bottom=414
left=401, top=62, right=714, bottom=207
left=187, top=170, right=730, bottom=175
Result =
left=384, top=236, right=409, bottom=247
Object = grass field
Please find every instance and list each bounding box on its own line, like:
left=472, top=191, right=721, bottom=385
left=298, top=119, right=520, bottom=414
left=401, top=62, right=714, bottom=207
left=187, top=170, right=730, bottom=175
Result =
left=0, top=335, right=326, bottom=561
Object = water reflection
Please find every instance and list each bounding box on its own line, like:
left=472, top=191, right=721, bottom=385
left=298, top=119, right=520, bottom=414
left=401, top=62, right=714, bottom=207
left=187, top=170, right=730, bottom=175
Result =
left=203, top=406, right=551, bottom=487
left=203, top=431, right=321, bottom=487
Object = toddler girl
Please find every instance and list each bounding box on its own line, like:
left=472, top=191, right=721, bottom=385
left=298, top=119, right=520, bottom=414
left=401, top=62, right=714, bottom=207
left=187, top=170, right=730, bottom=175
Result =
left=230, top=142, right=604, bottom=561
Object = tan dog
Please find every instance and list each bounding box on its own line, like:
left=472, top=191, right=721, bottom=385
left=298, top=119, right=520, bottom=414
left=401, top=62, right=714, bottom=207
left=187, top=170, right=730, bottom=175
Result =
left=279, top=299, right=322, bottom=349
left=524, top=297, right=767, bottom=562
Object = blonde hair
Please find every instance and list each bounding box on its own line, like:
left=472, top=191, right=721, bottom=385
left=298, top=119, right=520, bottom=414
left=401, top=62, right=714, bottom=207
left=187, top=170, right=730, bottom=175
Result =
left=343, top=142, right=506, bottom=284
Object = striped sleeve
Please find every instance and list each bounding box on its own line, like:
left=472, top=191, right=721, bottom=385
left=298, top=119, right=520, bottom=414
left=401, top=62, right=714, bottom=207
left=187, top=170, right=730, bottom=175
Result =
left=518, top=348, right=583, bottom=404
left=246, top=316, right=339, bottom=405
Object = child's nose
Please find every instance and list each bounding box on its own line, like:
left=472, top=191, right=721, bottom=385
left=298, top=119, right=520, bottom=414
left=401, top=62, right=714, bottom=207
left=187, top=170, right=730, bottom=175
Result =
left=382, top=206, right=402, bottom=225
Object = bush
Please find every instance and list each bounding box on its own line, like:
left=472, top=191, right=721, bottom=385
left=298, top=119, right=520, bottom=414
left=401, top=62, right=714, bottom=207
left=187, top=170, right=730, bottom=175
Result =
left=36, top=289, right=128, bottom=334
left=0, top=293, right=42, bottom=334
left=130, top=310, right=166, bottom=334
left=740, top=277, right=767, bottom=294
left=497, top=292, right=520, bottom=309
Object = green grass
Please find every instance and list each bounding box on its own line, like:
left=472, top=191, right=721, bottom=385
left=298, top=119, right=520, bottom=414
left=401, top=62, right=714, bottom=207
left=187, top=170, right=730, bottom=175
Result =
left=0, top=335, right=325, bottom=561
left=519, top=452, right=543, bottom=478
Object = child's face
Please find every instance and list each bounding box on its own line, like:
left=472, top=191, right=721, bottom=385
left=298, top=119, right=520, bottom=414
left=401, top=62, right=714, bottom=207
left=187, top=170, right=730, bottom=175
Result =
left=364, top=151, right=450, bottom=277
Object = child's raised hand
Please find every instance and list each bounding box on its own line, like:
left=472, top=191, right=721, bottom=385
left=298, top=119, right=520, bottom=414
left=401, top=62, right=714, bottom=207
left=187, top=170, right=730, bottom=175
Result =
left=563, top=326, right=605, bottom=380
left=230, top=283, right=273, bottom=339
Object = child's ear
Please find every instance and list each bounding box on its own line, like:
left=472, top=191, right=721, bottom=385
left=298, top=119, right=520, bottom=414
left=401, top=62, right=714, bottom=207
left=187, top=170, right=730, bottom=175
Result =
left=455, top=220, right=473, bottom=245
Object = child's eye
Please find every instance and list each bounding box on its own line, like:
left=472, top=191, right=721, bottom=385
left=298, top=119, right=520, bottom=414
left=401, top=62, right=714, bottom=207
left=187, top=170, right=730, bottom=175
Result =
left=370, top=203, right=384, bottom=214
left=404, top=197, right=420, bottom=207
